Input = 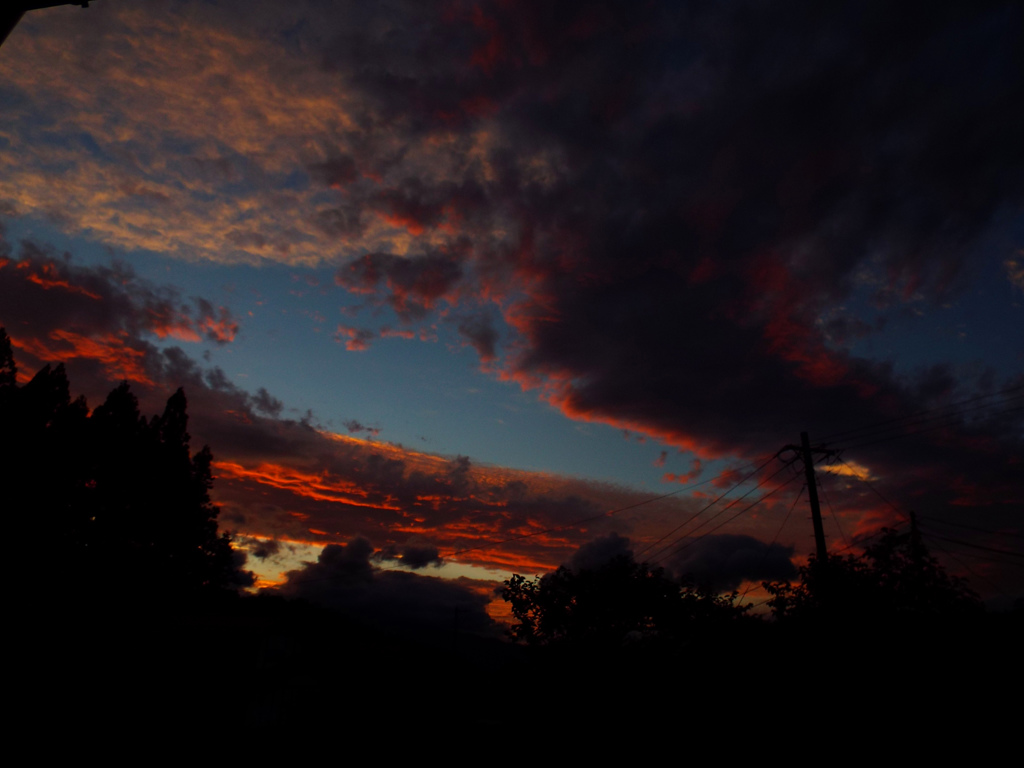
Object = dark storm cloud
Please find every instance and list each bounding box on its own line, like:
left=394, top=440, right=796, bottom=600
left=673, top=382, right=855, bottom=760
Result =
left=306, top=0, right=1023, bottom=591
left=269, top=536, right=495, bottom=637
left=472, top=0, right=1024, bottom=454
left=568, top=533, right=633, bottom=573
left=318, top=0, right=488, bottom=129
left=335, top=251, right=464, bottom=322
left=665, top=534, right=797, bottom=593
left=251, top=539, right=282, bottom=560
left=397, top=544, right=443, bottom=569
left=378, top=542, right=443, bottom=570
left=311, top=1, right=1024, bottom=552
left=308, top=0, right=1023, bottom=460
left=563, top=531, right=796, bottom=594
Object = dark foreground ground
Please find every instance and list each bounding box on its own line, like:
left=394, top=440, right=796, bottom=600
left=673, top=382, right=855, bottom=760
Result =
left=19, top=592, right=1022, bottom=747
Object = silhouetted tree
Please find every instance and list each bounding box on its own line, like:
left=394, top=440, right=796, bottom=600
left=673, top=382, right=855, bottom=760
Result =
left=764, top=525, right=981, bottom=624
left=862, top=525, right=980, bottom=615
left=502, top=554, right=749, bottom=650
left=1, top=328, right=250, bottom=603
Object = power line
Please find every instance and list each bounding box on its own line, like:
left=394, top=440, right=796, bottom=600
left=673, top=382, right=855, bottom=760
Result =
left=819, top=382, right=1024, bottom=443
left=286, top=467, right=755, bottom=585
left=649, top=442, right=827, bottom=569
left=834, top=456, right=1023, bottom=562
left=817, top=469, right=849, bottom=550
left=917, top=531, right=1024, bottom=560
left=832, top=458, right=1007, bottom=596
left=654, top=470, right=803, bottom=567
left=444, top=460, right=763, bottom=563
left=830, top=518, right=910, bottom=555
left=639, top=457, right=786, bottom=563
left=916, top=535, right=1011, bottom=601
left=832, top=391, right=1024, bottom=446
left=839, top=405, right=1024, bottom=454
left=835, top=456, right=908, bottom=523
left=737, top=483, right=804, bottom=607
left=916, top=514, right=1024, bottom=541
left=633, top=456, right=777, bottom=561
left=913, top=540, right=1024, bottom=570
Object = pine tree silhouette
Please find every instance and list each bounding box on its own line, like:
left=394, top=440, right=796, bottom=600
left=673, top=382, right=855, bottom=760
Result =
left=0, top=328, right=251, bottom=605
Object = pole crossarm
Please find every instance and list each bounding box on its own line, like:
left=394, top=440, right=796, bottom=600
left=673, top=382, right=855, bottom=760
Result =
left=776, top=442, right=839, bottom=463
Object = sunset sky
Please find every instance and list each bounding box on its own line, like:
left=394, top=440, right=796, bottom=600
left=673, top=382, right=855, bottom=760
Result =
left=2, top=0, right=1021, bottom=625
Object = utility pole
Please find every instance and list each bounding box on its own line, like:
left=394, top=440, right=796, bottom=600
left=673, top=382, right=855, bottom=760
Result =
left=780, top=432, right=837, bottom=561
left=801, top=431, right=828, bottom=561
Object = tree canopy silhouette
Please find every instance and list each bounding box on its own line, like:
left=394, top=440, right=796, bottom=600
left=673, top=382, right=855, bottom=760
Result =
left=1, top=328, right=250, bottom=604
left=763, top=523, right=982, bottom=625
left=502, top=553, right=750, bottom=650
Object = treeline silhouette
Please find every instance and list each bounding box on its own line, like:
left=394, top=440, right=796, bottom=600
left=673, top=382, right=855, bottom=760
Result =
left=1, top=328, right=249, bottom=606
left=502, top=557, right=754, bottom=650
left=764, top=525, right=983, bottom=624
left=496, top=528, right=1018, bottom=739
left=500, top=523, right=983, bottom=651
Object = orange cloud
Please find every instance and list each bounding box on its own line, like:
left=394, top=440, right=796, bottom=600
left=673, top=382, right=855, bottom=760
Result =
left=150, top=317, right=202, bottom=343
left=213, top=461, right=402, bottom=512
left=333, top=325, right=374, bottom=352
left=821, top=459, right=874, bottom=482
left=209, top=422, right=738, bottom=576
left=379, top=212, right=427, bottom=237
left=0, top=4, right=478, bottom=267
left=380, top=328, right=416, bottom=340
left=21, top=261, right=102, bottom=300
left=12, top=330, right=151, bottom=385
left=197, top=304, right=239, bottom=344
